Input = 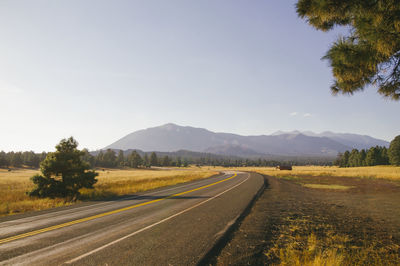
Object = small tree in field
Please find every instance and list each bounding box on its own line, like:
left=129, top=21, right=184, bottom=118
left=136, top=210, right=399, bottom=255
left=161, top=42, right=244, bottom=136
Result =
left=29, top=137, right=98, bottom=200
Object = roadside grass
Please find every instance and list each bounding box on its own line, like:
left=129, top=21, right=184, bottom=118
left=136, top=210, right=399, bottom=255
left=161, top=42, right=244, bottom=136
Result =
left=0, top=168, right=218, bottom=217
left=302, top=184, right=355, bottom=190
left=265, top=216, right=400, bottom=265
left=80, top=168, right=219, bottom=200
left=216, top=165, right=400, bottom=181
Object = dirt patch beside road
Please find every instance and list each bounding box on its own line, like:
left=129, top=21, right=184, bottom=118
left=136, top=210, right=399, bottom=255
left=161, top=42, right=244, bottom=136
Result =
left=214, top=175, right=400, bottom=265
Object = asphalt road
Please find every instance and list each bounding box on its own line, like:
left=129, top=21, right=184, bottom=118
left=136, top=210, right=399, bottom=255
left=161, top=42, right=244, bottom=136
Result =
left=0, top=171, right=264, bottom=265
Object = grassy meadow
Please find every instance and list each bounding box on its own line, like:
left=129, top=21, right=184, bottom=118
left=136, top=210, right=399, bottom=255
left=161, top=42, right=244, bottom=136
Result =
left=216, top=165, right=400, bottom=181
left=2, top=165, right=399, bottom=218
left=0, top=167, right=218, bottom=217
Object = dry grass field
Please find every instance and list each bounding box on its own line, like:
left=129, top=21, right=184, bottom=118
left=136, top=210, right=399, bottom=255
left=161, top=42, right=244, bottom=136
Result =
left=0, top=167, right=218, bottom=217
left=217, top=165, right=400, bottom=180
left=79, top=168, right=219, bottom=200
left=214, top=165, right=400, bottom=265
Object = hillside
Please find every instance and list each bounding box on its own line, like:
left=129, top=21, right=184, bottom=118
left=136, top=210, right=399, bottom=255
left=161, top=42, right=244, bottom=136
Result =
left=105, top=123, right=389, bottom=157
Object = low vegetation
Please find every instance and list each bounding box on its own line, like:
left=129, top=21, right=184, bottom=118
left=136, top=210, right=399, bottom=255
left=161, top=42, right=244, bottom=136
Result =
left=302, top=184, right=354, bottom=190
left=265, top=215, right=400, bottom=265
left=215, top=170, right=400, bottom=265
left=0, top=168, right=217, bottom=217
left=79, top=168, right=218, bottom=200
left=219, top=165, right=400, bottom=181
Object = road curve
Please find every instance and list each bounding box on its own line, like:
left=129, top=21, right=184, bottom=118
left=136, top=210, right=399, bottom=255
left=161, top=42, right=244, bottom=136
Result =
left=0, top=171, right=264, bottom=265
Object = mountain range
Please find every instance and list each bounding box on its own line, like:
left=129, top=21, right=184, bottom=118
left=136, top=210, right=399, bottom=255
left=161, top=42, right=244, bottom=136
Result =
left=104, top=123, right=389, bottom=157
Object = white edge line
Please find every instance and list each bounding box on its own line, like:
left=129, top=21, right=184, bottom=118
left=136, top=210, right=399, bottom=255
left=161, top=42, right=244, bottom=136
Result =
left=65, top=173, right=249, bottom=264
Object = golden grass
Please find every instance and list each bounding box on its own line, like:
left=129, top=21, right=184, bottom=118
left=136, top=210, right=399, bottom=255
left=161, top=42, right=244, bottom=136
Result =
left=303, top=184, right=355, bottom=190
left=80, top=168, right=219, bottom=200
left=265, top=216, right=400, bottom=265
left=0, top=167, right=218, bottom=217
left=215, top=165, right=400, bottom=180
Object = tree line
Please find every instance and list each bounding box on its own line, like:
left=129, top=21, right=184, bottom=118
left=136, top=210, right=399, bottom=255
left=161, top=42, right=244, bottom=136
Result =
left=87, top=149, right=190, bottom=168
left=1, top=148, right=334, bottom=169
left=0, top=151, right=47, bottom=168
left=86, top=150, right=334, bottom=168
left=334, top=135, right=400, bottom=167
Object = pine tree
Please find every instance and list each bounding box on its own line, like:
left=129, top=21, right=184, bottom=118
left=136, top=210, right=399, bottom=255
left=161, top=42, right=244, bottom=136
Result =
left=0, top=151, right=8, bottom=168
left=365, top=147, right=380, bottom=166
left=296, top=0, right=400, bottom=100
left=150, top=152, right=158, bottom=167
left=29, top=137, right=98, bottom=199
left=389, top=135, right=400, bottom=165
left=348, top=149, right=360, bottom=167
left=379, top=147, right=390, bottom=165
left=103, top=149, right=117, bottom=168
left=143, top=154, right=150, bottom=168
left=340, top=151, right=350, bottom=167
left=96, top=150, right=104, bottom=167
left=162, top=156, right=171, bottom=167
left=359, top=149, right=367, bottom=166
left=116, top=150, right=125, bottom=167
left=129, top=151, right=142, bottom=168
left=176, top=157, right=182, bottom=167
left=11, top=152, right=23, bottom=167
left=81, top=149, right=95, bottom=168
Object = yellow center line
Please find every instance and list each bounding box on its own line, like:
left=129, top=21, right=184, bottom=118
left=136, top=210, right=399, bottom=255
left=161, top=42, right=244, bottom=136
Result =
left=0, top=172, right=237, bottom=245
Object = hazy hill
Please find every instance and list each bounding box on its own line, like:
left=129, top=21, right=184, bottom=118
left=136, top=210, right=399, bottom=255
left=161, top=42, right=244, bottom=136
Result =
left=273, top=130, right=389, bottom=150
left=103, top=123, right=388, bottom=157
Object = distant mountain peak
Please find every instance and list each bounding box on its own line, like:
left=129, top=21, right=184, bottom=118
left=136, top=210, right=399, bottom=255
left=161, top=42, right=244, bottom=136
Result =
left=271, top=130, right=301, bottom=135
left=104, top=123, right=388, bottom=157
left=158, top=123, right=181, bottom=131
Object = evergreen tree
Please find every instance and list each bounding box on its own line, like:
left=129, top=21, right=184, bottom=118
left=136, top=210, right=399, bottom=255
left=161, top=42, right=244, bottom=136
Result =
left=334, top=152, right=343, bottom=166
left=116, top=150, right=125, bottom=167
left=129, top=151, right=142, bottom=168
left=388, top=135, right=400, bottom=165
left=0, top=151, right=8, bottom=168
left=103, top=149, right=117, bottom=168
left=150, top=152, right=158, bottom=167
left=176, top=157, right=182, bottom=167
left=95, top=150, right=104, bottom=167
left=359, top=149, right=367, bottom=166
left=296, top=0, right=400, bottom=100
left=39, top=152, right=47, bottom=163
left=143, top=154, right=150, bottom=168
left=365, top=147, right=380, bottom=166
left=21, top=151, right=39, bottom=168
left=348, top=149, right=360, bottom=167
left=341, top=151, right=350, bottom=167
left=379, top=147, right=390, bottom=165
left=162, top=156, right=171, bottom=167
left=29, top=137, right=98, bottom=199
left=10, top=152, right=23, bottom=167
left=81, top=149, right=95, bottom=168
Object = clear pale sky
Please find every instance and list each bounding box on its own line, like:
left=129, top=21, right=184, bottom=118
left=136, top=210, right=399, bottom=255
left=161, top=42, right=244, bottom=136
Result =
left=0, top=0, right=399, bottom=152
